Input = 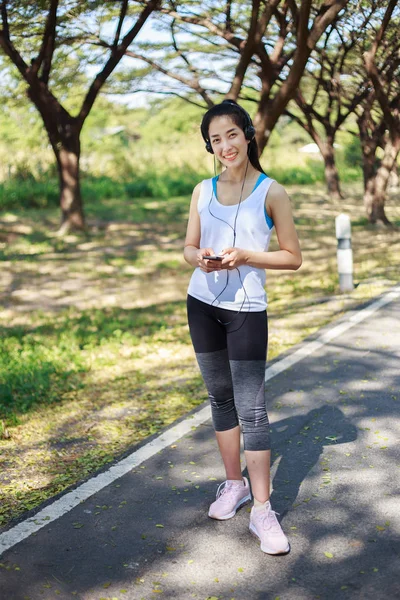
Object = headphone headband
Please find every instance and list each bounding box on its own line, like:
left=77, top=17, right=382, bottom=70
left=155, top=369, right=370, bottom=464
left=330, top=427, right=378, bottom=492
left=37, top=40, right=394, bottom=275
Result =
left=222, top=100, right=252, bottom=126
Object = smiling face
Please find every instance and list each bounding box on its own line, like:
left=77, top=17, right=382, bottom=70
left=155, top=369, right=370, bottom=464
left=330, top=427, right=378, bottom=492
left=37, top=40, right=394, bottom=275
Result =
left=208, top=115, right=249, bottom=168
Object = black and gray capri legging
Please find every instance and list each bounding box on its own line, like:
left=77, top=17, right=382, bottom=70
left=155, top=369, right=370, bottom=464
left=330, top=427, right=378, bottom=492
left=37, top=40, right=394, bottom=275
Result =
left=187, top=294, right=271, bottom=451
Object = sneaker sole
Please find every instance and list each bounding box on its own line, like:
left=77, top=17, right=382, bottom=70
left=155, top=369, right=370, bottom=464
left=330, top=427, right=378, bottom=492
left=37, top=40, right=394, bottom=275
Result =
left=249, top=523, right=291, bottom=555
left=208, top=493, right=252, bottom=520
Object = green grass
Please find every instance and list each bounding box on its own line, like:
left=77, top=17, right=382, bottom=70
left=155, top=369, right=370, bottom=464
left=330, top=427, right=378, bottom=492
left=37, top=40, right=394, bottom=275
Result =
left=0, top=325, right=86, bottom=421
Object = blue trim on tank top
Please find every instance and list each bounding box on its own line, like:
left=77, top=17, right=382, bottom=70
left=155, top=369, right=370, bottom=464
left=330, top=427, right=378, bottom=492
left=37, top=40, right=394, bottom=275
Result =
left=212, top=173, right=274, bottom=229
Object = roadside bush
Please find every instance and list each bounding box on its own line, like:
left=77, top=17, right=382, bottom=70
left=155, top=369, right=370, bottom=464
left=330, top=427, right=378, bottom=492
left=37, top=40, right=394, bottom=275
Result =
left=125, top=166, right=207, bottom=198
left=0, top=160, right=363, bottom=213
left=0, top=168, right=208, bottom=211
left=268, top=160, right=325, bottom=185
left=0, top=179, right=59, bottom=210
left=81, top=176, right=127, bottom=202
left=343, top=136, right=363, bottom=169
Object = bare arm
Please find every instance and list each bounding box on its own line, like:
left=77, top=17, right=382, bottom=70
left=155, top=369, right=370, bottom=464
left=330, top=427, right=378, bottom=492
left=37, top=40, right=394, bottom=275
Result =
left=220, top=182, right=302, bottom=270
left=183, top=183, right=221, bottom=272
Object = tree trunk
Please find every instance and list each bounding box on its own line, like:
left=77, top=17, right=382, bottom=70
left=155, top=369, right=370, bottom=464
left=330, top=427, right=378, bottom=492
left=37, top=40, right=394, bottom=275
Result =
left=388, top=162, right=399, bottom=189
left=56, top=144, right=84, bottom=234
left=310, top=133, right=343, bottom=199
left=286, top=112, right=344, bottom=200
left=320, top=139, right=343, bottom=200
left=324, top=157, right=342, bottom=199
left=357, top=109, right=375, bottom=188
left=363, top=134, right=400, bottom=226
left=363, top=179, right=393, bottom=225
left=357, top=111, right=388, bottom=225
left=361, top=143, right=377, bottom=189
left=362, top=154, right=378, bottom=222
left=253, top=79, right=273, bottom=153
left=253, top=103, right=275, bottom=154
left=27, top=83, right=85, bottom=232
left=48, top=121, right=85, bottom=234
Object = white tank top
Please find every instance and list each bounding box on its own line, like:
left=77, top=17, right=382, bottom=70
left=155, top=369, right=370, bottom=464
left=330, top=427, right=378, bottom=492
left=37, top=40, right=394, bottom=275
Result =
left=187, top=175, right=275, bottom=311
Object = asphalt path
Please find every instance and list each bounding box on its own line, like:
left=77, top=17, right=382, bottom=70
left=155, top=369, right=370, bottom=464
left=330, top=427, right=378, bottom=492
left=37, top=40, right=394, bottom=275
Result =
left=1, top=287, right=399, bottom=600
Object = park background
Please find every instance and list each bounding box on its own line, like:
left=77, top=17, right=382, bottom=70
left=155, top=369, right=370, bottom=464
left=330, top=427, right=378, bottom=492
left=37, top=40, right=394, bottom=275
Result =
left=0, top=0, right=399, bottom=530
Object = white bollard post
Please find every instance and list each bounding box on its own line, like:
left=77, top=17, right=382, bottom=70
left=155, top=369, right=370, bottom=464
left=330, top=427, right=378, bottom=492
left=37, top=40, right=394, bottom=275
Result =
left=335, top=214, right=354, bottom=292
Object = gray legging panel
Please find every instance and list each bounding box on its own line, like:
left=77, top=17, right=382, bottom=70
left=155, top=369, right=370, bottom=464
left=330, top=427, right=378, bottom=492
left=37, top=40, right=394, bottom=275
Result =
left=187, top=294, right=270, bottom=451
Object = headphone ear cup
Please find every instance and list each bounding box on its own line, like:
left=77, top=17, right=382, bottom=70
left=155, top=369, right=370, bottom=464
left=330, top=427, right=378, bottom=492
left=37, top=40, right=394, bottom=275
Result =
left=205, top=141, right=214, bottom=154
left=245, top=125, right=256, bottom=141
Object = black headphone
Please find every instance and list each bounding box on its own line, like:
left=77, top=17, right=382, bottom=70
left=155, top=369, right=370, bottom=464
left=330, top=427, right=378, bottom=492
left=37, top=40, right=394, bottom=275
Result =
left=202, top=100, right=256, bottom=154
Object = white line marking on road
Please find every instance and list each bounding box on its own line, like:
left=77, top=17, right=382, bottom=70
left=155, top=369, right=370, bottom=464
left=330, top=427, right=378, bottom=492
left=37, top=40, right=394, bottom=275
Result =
left=1, top=284, right=399, bottom=556
left=264, top=285, right=400, bottom=382
left=0, top=406, right=211, bottom=556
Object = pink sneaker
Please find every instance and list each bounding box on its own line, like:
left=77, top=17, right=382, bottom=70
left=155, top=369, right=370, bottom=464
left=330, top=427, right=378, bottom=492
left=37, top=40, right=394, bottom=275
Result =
left=208, top=477, right=252, bottom=520
left=249, top=502, right=290, bottom=554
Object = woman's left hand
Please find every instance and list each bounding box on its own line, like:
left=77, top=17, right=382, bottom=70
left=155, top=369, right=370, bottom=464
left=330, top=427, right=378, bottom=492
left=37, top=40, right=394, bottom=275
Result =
left=220, top=247, right=248, bottom=270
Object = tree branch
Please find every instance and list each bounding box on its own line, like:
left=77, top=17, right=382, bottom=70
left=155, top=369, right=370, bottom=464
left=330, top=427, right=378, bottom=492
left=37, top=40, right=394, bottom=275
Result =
left=285, top=106, right=316, bottom=140
left=171, top=19, right=195, bottom=74
left=257, top=0, right=283, bottom=42
left=256, top=42, right=278, bottom=84
left=159, top=7, right=243, bottom=50
left=269, top=0, right=290, bottom=64
left=337, top=86, right=371, bottom=129
left=0, top=2, right=29, bottom=80
left=125, top=49, right=214, bottom=107
left=370, top=0, right=397, bottom=57
left=77, top=0, right=159, bottom=129
left=364, top=0, right=398, bottom=130
left=308, top=0, right=349, bottom=49
left=225, top=0, right=232, bottom=33
left=286, top=0, right=298, bottom=30
left=264, top=0, right=348, bottom=125
left=1, top=0, right=9, bottom=39
left=109, top=87, right=209, bottom=109
left=226, top=0, right=262, bottom=99
left=30, top=0, right=59, bottom=84
left=113, top=0, right=129, bottom=48
left=297, top=0, right=312, bottom=50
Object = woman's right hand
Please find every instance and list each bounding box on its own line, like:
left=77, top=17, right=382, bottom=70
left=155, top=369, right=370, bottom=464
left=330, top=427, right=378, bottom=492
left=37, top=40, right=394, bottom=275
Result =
left=197, top=248, right=222, bottom=273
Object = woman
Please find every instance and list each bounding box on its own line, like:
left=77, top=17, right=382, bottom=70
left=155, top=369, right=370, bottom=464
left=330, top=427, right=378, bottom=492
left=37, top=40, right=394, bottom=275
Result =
left=183, top=100, right=302, bottom=555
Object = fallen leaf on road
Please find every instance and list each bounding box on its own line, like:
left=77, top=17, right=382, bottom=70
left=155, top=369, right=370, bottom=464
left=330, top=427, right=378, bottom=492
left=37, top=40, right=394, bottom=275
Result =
left=349, top=540, right=363, bottom=548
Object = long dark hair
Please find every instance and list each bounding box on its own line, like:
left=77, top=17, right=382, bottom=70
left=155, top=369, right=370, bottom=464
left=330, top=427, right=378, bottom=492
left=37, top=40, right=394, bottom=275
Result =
left=200, top=100, right=265, bottom=174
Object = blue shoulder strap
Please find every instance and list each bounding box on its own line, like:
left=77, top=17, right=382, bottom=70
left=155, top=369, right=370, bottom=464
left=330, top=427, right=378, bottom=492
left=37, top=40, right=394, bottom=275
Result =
left=212, top=172, right=274, bottom=229
left=257, top=174, right=274, bottom=229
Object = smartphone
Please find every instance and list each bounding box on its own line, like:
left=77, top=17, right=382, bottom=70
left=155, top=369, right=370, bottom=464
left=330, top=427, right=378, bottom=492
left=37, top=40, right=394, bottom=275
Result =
left=203, top=255, right=223, bottom=261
